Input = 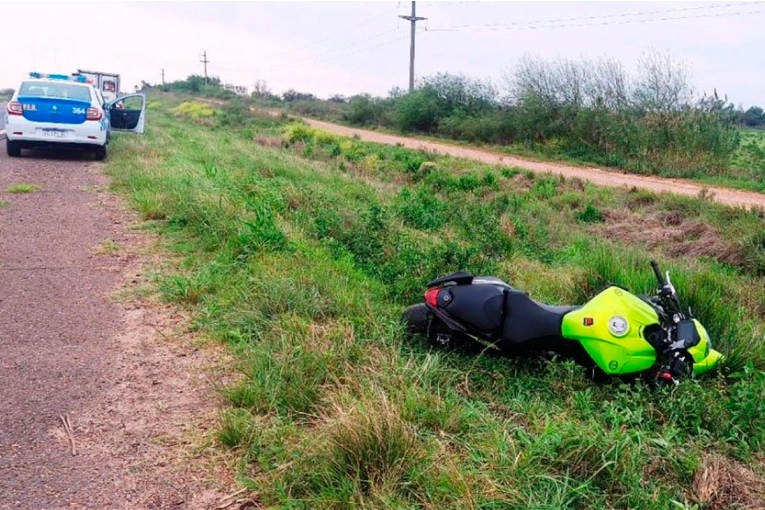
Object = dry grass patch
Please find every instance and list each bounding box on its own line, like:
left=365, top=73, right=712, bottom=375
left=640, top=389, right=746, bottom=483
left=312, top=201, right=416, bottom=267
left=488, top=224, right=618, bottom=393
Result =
left=594, top=208, right=738, bottom=264
left=693, top=454, right=765, bottom=510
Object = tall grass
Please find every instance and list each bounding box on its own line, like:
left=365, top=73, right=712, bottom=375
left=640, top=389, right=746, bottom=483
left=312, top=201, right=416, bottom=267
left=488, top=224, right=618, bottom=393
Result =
left=105, top=97, right=765, bottom=509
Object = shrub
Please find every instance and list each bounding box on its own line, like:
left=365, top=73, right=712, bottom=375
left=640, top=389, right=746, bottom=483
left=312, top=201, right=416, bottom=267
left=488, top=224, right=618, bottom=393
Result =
left=170, top=101, right=216, bottom=120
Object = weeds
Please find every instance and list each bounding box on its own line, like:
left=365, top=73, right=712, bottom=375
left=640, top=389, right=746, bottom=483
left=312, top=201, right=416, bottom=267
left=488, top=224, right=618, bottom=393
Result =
left=105, top=95, right=765, bottom=509
left=6, top=183, right=40, bottom=194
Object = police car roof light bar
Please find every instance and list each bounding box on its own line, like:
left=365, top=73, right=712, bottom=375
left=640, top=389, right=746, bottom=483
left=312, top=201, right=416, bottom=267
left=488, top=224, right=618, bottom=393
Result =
left=28, top=72, right=88, bottom=83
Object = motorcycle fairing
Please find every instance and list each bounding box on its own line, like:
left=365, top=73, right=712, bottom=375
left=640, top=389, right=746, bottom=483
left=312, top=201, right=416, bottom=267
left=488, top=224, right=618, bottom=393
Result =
left=686, top=319, right=724, bottom=375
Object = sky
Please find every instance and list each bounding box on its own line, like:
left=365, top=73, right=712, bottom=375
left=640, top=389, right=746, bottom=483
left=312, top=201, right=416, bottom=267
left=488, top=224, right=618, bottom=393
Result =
left=3, top=1, right=764, bottom=108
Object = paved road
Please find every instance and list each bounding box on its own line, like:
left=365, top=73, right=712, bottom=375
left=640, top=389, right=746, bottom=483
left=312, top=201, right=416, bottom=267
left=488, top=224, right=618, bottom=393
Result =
left=0, top=147, right=232, bottom=508
left=305, top=118, right=765, bottom=210
left=0, top=150, right=129, bottom=507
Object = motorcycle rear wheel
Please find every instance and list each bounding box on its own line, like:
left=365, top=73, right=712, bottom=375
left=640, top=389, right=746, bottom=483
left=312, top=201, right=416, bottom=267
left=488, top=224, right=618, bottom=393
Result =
left=402, top=303, right=429, bottom=336
left=402, top=304, right=469, bottom=350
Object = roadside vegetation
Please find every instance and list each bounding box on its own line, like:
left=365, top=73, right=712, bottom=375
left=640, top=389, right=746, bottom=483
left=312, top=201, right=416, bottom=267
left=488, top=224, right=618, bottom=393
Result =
left=106, top=93, right=765, bottom=509
left=6, top=183, right=40, bottom=194
left=227, top=51, right=765, bottom=192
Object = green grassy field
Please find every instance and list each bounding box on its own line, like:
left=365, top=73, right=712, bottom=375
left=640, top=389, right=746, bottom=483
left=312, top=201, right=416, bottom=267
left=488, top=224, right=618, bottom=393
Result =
left=725, top=129, right=765, bottom=191
left=106, top=97, right=765, bottom=509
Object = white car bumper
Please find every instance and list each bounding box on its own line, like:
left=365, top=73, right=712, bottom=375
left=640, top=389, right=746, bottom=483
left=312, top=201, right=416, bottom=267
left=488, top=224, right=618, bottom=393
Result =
left=5, top=116, right=107, bottom=146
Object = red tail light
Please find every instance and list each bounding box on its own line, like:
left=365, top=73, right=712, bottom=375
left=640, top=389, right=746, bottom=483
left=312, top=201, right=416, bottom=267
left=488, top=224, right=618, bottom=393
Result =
left=86, top=107, right=102, bottom=121
left=425, top=288, right=441, bottom=308
left=7, top=101, right=23, bottom=116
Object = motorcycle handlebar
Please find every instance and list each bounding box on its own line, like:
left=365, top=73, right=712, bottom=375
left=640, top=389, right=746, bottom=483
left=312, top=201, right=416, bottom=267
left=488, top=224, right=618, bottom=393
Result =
left=651, top=260, right=667, bottom=288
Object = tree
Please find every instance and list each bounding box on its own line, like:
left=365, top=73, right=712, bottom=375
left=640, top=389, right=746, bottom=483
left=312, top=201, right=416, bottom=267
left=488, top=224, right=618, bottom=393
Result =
left=327, top=94, right=348, bottom=104
left=252, top=80, right=273, bottom=99
left=419, top=72, right=498, bottom=116
left=282, top=89, right=316, bottom=102
left=742, top=106, right=765, bottom=127
left=633, top=48, right=693, bottom=112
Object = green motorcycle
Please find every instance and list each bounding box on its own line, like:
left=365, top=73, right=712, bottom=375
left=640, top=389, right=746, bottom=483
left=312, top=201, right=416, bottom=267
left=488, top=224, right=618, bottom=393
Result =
left=403, top=260, right=723, bottom=384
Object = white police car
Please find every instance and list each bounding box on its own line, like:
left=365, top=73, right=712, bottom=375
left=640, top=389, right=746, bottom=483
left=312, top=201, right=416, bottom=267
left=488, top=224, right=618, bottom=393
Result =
left=4, top=72, right=146, bottom=160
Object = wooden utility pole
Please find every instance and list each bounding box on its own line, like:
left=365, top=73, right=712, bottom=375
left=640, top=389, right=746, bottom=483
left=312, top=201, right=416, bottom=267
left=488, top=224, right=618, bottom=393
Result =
left=161, top=68, right=165, bottom=85
left=200, top=51, right=210, bottom=85
left=399, top=2, right=426, bottom=92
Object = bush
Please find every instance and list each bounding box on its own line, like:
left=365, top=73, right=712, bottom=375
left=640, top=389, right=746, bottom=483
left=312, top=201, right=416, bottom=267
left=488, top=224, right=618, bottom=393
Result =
left=393, top=89, right=442, bottom=133
left=170, top=101, right=216, bottom=120
left=343, top=94, right=386, bottom=126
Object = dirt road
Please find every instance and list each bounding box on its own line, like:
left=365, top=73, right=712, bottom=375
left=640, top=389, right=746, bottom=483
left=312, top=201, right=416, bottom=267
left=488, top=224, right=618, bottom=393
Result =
left=304, top=119, right=765, bottom=210
left=0, top=149, right=231, bottom=508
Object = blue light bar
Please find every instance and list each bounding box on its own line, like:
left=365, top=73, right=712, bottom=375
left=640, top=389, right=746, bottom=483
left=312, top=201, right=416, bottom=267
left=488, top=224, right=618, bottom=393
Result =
left=28, top=72, right=89, bottom=83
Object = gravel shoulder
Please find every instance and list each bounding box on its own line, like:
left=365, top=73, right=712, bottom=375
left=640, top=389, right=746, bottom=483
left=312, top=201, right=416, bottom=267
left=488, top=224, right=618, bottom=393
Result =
left=304, top=118, right=765, bottom=210
left=0, top=149, right=236, bottom=509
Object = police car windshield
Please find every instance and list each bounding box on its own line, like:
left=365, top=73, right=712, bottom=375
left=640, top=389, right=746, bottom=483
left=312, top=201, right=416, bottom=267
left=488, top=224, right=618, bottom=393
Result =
left=19, top=81, right=91, bottom=102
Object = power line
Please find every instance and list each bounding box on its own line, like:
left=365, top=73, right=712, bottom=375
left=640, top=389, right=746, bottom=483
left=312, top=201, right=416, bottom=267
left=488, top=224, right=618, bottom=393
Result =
left=257, top=4, right=402, bottom=65
left=426, top=7, right=765, bottom=32
left=425, top=0, right=764, bottom=31
left=418, top=1, right=481, bottom=7
left=256, top=27, right=403, bottom=74
left=265, top=30, right=418, bottom=76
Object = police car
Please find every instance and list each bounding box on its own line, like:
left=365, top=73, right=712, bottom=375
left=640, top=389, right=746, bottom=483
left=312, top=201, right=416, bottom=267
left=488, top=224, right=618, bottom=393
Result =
left=4, top=72, right=146, bottom=160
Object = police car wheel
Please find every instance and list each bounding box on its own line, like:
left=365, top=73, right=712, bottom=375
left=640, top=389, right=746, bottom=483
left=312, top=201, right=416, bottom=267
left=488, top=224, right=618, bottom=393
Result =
left=94, top=145, right=107, bottom=161
left=6, top=140, right=21, bottom=158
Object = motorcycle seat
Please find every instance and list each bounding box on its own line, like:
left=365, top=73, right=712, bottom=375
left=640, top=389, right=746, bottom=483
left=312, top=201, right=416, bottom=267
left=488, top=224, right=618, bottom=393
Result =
left=540, top=304, right=580, bottom=315
left=502, top=294, right=580, bottom=348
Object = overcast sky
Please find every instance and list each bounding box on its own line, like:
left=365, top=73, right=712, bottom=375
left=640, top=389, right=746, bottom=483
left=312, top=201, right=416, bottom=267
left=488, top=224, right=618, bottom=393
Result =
left=3, top=1, right=764, bottom=107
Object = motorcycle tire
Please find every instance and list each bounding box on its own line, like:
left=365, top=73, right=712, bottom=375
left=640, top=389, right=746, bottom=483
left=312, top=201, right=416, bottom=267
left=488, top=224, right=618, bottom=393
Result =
left=402, top=303, right=429, bottom=336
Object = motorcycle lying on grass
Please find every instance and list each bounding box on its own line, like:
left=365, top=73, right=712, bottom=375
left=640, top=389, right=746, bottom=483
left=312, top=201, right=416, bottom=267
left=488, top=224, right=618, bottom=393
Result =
left=403, top=260, right=723, bottom=385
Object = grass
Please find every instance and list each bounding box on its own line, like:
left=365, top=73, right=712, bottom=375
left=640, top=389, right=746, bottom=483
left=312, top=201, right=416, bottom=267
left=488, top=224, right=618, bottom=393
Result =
left=96, top=239, right=120, bottom=254
left=6, top=183, right=40, bottom=194
left=0, top=200, right=9, bottom=208
left=105, top=94, right=765, bottom=509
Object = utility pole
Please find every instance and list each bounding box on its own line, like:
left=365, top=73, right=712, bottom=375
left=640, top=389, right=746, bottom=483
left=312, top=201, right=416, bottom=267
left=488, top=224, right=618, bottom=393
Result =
left=200, top=51, right=210, bottom=85
left=161, top=68, right=165, bottom=85
left=399, top=2, right=426, bottom=93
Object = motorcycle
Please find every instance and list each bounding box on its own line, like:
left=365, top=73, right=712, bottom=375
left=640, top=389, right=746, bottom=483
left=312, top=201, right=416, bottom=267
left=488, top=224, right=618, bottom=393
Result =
left=402, top=260, right=724, bottom=385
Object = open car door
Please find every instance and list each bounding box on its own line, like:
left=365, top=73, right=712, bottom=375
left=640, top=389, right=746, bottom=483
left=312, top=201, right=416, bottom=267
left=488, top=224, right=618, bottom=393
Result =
left=107, top=94, right=146, bottom=134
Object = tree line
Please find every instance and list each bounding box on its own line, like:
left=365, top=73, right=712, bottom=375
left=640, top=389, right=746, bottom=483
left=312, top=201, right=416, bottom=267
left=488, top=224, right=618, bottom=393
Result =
left=138, top=51, right=764, bottom=178
left=270, top=50, right=763, bottom=177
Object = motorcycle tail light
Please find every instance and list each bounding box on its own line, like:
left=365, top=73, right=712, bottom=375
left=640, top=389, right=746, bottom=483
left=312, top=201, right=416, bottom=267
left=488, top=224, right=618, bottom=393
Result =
left=425, top=288, right=440, bottom=308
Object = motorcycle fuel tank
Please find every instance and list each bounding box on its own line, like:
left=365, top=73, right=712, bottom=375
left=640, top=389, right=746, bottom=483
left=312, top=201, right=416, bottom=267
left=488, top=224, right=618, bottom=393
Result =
left=562, top=286, right=660, bottom=375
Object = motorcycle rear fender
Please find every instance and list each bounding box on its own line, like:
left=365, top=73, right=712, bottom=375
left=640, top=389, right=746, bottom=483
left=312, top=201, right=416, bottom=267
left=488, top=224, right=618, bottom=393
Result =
left=562, top=287, right=661, bottom=375
left=427, top=271, right=474, bottom=288
left=424, top=304, right=469, bottom=334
